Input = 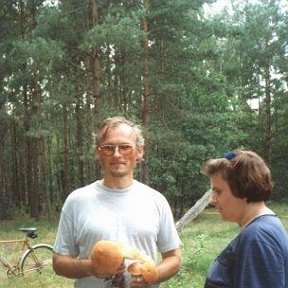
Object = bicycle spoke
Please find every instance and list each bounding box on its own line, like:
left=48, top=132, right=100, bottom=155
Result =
left=20, top=245, right=53, bottom=276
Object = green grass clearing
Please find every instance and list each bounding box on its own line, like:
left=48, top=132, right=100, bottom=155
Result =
left=0, top=201, right=287, bottom=287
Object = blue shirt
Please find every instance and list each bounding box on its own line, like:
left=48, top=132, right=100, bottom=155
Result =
left=205, top=215, right=288, bottom=288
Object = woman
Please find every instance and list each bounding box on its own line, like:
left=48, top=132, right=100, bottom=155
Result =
left=201, top=149, right=288, bottom=288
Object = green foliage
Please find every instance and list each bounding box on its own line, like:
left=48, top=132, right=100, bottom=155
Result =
left=0, top=0, right=288, bottom=219
left=81, top=10, right=143, bottom=52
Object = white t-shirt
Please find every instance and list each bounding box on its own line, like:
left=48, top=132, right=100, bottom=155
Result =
left=53, top=180, right=181, bottom=288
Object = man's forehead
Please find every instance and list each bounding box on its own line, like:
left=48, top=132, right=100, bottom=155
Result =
left=103, top=124, right=135, bottom=138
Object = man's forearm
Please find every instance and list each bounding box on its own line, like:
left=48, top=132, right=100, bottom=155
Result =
left=53, top=253, right=93, bottom=279
left=157, top=249, right=182, bottom=283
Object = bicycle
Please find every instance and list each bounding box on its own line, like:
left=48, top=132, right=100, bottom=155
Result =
left=0, top=227, right=53, bottom=276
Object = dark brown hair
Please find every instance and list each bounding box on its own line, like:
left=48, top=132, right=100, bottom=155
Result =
left=201, top=150, right=273, bottom=203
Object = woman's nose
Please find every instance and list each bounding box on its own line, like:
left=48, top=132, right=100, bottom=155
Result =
left=209, top=192, right=217, bottom=206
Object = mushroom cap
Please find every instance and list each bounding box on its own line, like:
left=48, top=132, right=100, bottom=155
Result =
left=128, top=261, right=158, bottom=284
left=90, top=240, right=124, bottom=274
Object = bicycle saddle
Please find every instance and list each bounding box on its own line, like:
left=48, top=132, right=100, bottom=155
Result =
left=19, top=227, right=37, bottom=233
left=19, top=227, right=38, bottom=239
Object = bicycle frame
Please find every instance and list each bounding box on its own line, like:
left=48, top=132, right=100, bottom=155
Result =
left=0, top=228, right=53, bottom=276
left=0, top=238, right=29, bottom=275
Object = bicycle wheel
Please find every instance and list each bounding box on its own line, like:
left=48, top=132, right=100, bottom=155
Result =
left=20, top=244, right=53, bottom=275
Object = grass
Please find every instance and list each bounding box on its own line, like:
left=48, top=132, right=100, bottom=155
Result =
left=0, top=216, right=73, bottom=288
left=0, top=201, right=287, bottom=287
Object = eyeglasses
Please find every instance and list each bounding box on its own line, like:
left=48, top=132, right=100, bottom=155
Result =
left=97, top=144, right=135, bottom=156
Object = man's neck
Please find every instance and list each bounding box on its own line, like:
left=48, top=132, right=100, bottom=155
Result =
left=102, top=176, right=134, bottom=190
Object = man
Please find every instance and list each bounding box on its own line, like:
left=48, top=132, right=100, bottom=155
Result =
left=53, top=116, right=182, bottom=288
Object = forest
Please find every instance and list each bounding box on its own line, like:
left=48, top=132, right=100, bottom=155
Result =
left=0, top=0, right=287, bottom=221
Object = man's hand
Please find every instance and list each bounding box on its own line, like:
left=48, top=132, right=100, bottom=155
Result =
left=129, top=275, right=150, bottom=288
left=91, top=259, right=126, bottom=279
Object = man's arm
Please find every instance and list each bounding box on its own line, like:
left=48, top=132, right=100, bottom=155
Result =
left=157, top=248, right=182, bottom=283
left=52, top=252, right=118, bottom=279
left=129, top=248, right=182, bottom=288
left=53, top=248, right=182, bottom=285
left=52, top=253, right=93, bottom=279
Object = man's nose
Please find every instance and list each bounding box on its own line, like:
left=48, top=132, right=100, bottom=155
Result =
left=112, top=146, right=121, bottom=156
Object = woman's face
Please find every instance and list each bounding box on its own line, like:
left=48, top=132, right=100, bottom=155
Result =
left=209, top=173, right=247, bottom=224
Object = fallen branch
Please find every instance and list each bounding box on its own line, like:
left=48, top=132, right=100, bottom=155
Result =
left=175, top=189, right=212, bottom=232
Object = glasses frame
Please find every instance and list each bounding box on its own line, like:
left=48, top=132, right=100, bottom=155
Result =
left=97, top=144, right=135, bottom=156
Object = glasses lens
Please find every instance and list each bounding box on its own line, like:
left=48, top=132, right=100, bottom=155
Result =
left=98, top=144, right=134, bottom=156
left=118, top=144, right=133, bottom=155
left=99, top=145, right=114, bottom=156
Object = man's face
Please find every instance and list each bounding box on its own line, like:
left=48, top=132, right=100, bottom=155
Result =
left=97, top=124, right=144, bottom=178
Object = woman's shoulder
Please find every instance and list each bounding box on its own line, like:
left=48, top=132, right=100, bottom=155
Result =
left=240, top=214, right=288, bottom=246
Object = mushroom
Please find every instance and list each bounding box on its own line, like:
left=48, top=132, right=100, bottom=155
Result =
left=128, top=261, right=158, bottom=284
left=90, top=240, right=142, bottom=274
left=90, top=239, right=158, bottom=284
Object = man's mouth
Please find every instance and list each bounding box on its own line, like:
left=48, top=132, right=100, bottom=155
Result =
left=111, top=162, right=126, bottom=165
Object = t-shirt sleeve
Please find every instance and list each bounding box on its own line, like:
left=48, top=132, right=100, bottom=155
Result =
left=156, top=196, right=181, bottom=253
left=53, top=196, right=79, bottom=257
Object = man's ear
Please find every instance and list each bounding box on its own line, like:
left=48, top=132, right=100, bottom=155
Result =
left=136, top=146, right=144, bottom=162
left=95, top=148, right=101, bottom=160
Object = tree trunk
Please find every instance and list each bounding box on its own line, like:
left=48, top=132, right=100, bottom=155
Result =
left=39, top=137, right=52, bottom=221
left=0, top=107, right=11, bottom=219
left=140, top=0, right=150, bottom=184
left=61, top=104, right=69, bottom=200
left=30, top=64, right=41, bottom=220
left=23, top=85, right=34, bottom=215
left=264, top=63, right=271, bottom=164
left=76, top=99, right=84, bottom=187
